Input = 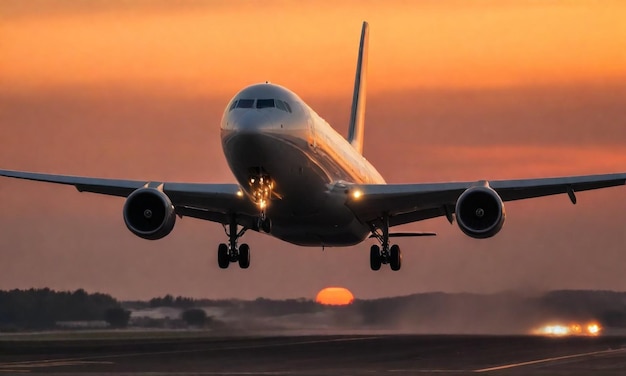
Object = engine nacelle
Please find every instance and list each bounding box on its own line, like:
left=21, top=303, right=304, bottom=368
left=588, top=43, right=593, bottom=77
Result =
left=455, top=185, right=506, bottom=239
left=123, top=188, right=176, bottom=240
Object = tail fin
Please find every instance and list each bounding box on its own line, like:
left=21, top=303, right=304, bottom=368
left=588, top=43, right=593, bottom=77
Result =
left=347, top=21, right=369, bottom=154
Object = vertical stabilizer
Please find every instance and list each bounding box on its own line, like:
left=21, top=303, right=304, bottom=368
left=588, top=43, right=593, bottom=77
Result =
left=347, top=21, right=369, bottom=154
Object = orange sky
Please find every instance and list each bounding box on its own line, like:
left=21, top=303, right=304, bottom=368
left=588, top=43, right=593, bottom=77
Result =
left=0, top=1, right=626, bottom=300
left=2, top=0, right=626, bottom=96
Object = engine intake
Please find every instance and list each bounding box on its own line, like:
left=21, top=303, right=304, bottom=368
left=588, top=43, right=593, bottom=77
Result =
left=455, top=185, right=505, bottom=239
left=123, top=188, right=176, bottom=240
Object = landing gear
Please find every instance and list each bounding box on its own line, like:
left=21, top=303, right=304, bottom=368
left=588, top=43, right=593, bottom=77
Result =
left=249, top=171, right=274, bottom=234
left=218, top=168, right=275, bottom=269
left=370, top=245, right=381, bottom=271
left=258, top=216, right=272, bottom=233
left=218, top=243, right=229, bottom=269
left=238, top=243, right=250, bottom=269
left=217, top=217, right=250, bottom=269
left=369, top=214, right=402, bottom=271
left=389, top=244, right=402, bottom=271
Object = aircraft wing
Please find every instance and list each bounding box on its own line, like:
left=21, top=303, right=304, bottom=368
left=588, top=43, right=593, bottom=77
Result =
left=0, top=169, right=257, bottom=225
left=346, top=173, right=626, bottom=227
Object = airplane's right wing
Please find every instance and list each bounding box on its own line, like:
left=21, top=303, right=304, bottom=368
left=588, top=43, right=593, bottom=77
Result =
left=346, top=173, right=626, bottom=228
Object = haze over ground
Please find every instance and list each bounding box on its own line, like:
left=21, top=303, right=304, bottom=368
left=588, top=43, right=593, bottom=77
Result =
left=0, top=0, right=625, bottom=300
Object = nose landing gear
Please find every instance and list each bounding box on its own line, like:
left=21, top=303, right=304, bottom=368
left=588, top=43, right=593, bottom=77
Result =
left=218, top=171, right=276, bottom=270
left=249, top=172, right=274, bottom=234
left=258, top=216, right=272, bottom=233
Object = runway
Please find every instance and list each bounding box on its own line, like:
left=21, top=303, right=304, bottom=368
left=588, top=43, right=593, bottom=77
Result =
left=1, top=334, right=626, bottom=375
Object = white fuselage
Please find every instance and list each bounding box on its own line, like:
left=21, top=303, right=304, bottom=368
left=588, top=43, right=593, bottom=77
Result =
left=220, top=83, right=385, bottom=246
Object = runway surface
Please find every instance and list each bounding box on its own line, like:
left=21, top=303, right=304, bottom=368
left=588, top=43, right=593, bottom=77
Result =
left=1, top=334, right=626, bottom=375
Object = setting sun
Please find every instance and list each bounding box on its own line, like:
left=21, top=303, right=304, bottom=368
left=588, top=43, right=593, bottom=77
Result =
left=316, top=287, right=355, bottom=306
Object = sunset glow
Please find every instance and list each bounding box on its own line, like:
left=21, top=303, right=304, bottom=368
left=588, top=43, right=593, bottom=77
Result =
left=316, top=287, right=355, bottom=306
left=0, top=1, right=625, bottom=300
left=2, top=1, right=626, bottom=97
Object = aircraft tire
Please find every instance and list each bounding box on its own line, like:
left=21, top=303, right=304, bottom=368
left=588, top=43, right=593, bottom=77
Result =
left=261, top=218, right=272, bottom=233
left=238, top=243, right=250, bottom=269
left=218, top=243, right=230, bottom=269
left=390, top=244, right=402, bottom=271
left=370, top=245, right=381, bottom=271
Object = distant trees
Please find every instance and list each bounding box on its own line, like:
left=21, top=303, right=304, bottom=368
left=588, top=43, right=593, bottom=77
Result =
left=601, top=310, right=626, bottom=328
left=0, top=288, right=120, bottom=330
left=181, top=308, right=209, bottom=327
left=8, top=288, right=626, bottom=334
left=104, top=307, right=131, bottom=328
left=251, top=297, right=320, bottom=316
left=149, top=294, right=195, bottom=309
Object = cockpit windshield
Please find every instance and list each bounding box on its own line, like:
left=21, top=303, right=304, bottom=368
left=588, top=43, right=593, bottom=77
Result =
left=275, top=100, right=287, bottom=111
left=256, top=99, right=275, bottom=109
left=236, top=99, right=255, bottom=109
left=229, top=98, right=292, bottom=113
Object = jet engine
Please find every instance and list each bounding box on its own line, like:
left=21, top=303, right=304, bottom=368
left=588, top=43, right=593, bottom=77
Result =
left=455, top=185, right=505, bottom=239
left=123, top=188, right=176, bottom=240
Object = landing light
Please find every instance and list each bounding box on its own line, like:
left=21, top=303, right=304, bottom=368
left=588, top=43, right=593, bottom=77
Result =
left=588, top=323, right=600, bottom=335
left=236, top=190, right=243, bottom=197
left=532, top=322, right=601, bottom=336
left=352, top=190, right=363, bottom=199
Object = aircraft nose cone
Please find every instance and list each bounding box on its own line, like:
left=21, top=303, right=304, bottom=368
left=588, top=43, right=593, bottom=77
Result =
left=230, top=111, right=275, bottom=133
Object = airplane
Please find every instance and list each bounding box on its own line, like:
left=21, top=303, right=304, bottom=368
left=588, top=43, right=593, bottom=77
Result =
left=1, top=21, right=625, bottom=272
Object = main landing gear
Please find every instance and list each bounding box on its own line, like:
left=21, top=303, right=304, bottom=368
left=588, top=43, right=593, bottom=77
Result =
left=217, top=213, right=271, bottom=269
left=218, top=218, right=250, bottom=269
left=369, top=214, right=402, bottom=271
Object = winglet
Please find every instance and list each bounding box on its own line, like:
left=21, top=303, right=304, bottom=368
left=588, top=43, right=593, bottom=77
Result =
left=347, top=21, right=369, bottom=154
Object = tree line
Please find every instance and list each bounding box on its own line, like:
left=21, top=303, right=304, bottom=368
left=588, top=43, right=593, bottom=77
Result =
left=0, top=288, right=126, bottom=330
left=0, top=289, right=215, bottom=330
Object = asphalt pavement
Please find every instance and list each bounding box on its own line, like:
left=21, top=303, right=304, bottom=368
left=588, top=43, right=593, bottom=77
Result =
left=1, top=334, right=626, bottom=375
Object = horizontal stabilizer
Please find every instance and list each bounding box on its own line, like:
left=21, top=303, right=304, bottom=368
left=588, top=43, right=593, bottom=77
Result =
left=369, top=232, right=436, bottom=238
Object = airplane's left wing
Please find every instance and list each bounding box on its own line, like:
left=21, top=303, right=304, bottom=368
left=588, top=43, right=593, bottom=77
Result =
left=0, top=169, right=257, bottom=225
left=346, top=173, right=626, bottom=228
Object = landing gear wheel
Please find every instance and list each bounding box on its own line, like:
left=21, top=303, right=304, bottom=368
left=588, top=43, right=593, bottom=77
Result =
left=390, top=244, right=402, bottom=271
left=260, top=218, right=272, bottom=233
left=238, top=243, right=250, bottom=269
left=370, top=245, right=382, bottom=271
left=217, top=243, right=230, bottom=269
